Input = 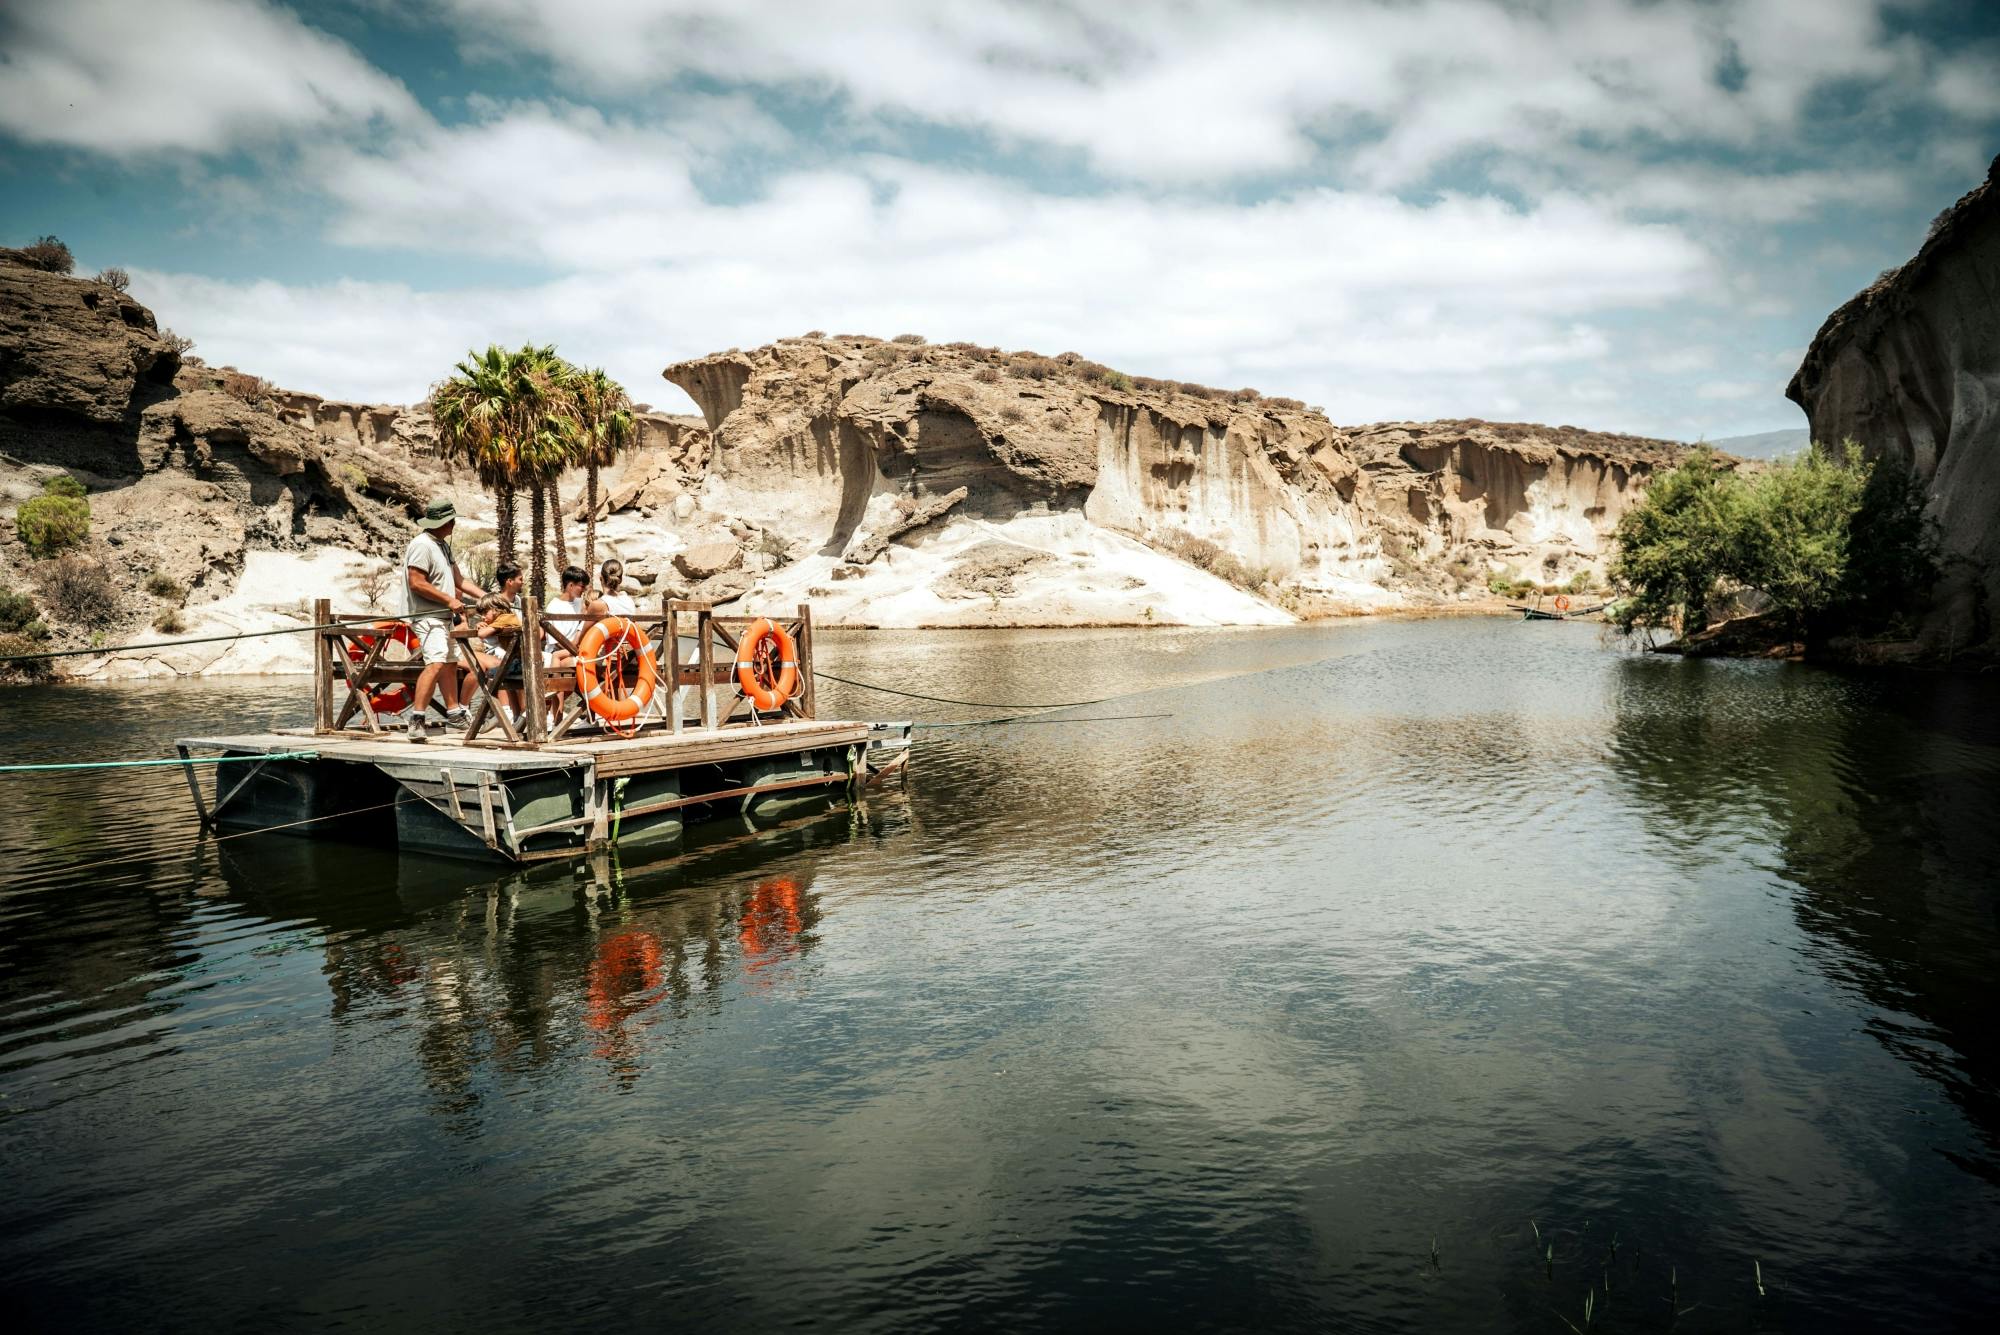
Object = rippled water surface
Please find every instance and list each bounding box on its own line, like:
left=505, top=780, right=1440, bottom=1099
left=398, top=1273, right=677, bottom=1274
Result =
left=4, top=619, right=1999, bottom=1331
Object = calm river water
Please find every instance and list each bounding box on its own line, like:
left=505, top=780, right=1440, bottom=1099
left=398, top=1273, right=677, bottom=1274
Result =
left=3, top=619, right=1998, bottom=1331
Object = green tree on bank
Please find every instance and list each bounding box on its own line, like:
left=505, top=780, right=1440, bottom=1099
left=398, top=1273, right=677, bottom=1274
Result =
left=1608, top=442, right=1937, bottom=643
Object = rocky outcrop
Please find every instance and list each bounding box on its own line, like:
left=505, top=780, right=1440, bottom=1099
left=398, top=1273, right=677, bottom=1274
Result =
left=1788, top=153, right=2000, bottom=660
left=666, top=337, right=1683, bottom=614
left=0, top=253, right=465, bottom=673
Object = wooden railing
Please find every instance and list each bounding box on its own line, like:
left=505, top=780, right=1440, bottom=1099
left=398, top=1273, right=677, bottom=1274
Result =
left=311, top=596, right=818, bottom=746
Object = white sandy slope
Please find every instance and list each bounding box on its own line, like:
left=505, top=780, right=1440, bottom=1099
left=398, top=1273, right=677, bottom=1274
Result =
left=748, top=511, right=1294, bottom=628
left=74, top=548, right=380, bottom=680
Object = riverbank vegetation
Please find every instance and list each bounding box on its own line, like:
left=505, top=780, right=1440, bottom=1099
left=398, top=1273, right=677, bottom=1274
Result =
left=1607, top=443, right=1937, bottom=649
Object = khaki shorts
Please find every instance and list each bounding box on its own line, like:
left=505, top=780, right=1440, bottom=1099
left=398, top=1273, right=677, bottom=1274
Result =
left=412, top=617, right=451, bottom=665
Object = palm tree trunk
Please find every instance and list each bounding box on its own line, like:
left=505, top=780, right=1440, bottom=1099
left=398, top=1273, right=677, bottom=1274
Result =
left=548, top=478, right=570, bottom=569
left=585, top=465, right=599, bottom=573
left=528, top=483, right=548, bottom=602
left=496, top=484, right=518, bottom=565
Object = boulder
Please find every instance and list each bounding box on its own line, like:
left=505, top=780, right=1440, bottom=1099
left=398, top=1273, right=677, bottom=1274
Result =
left=674, top=540, right=742, bottom=580
left=843, top=486, right=969, bottom=564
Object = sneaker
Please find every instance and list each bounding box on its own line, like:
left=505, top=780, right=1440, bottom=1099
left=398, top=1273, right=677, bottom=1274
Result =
left=444, top=705, right=469, bottom=727
left=407, top=713, right=429, bottom=744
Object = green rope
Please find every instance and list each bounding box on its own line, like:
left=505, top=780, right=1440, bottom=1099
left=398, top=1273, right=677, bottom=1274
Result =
left=0, top=750, right=318, bottom=774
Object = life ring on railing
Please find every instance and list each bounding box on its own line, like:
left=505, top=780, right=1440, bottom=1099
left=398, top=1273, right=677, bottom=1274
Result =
left=1553, top=595, right=1571, bottom=612
left=575, top=616, right=658, bottom=723
left=734, top=618, right=800, bottom=712
left=348, top=621, right=420, bottom=715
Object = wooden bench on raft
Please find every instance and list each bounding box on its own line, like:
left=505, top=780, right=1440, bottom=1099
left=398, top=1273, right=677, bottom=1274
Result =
left=310, top=597, right=819, bottom=748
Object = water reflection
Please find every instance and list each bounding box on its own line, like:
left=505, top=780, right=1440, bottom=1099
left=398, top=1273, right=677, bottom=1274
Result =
left=1608, top=657, right=2000, bottom=1181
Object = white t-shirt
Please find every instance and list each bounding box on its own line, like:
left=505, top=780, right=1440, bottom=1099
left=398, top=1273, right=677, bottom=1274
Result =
left=544, top=596, right=583, bottom=657
left=399, top=532, right=455, bottom=618
left=601, top=592, right=636, bottom=618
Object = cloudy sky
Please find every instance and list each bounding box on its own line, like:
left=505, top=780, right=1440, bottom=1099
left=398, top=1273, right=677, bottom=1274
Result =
left=3, top=0, right=1995, bottom=438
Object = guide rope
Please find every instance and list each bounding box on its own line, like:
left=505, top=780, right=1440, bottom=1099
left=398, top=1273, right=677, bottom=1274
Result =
left=0, top=750, right=319, bottom=774
left=0, top=607, right=457, bottom=665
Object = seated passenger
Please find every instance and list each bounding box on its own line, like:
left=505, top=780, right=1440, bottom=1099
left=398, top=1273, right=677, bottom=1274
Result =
left=598, top=558, right=636, bottom=618
left=544, top=566, right=591, bottom=665
left=468, top=594, right=525, bottom=718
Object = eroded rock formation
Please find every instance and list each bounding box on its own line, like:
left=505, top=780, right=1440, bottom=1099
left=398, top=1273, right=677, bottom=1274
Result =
left=1788, top=153, right=2000, bottom=660
left=665, top=337, right=1682, bottom=617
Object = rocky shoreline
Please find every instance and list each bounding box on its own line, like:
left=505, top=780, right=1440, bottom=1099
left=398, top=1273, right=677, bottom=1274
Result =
left=3, top=250, right=1683, bottom=678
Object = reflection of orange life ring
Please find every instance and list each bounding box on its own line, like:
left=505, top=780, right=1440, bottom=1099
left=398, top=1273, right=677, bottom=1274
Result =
left=349, top=621, right=420, bottom=715
left=586, top=930, right=664, bottom=1033
left=576, top=616, right=658, bottom=723
left=1553, top=595, right=1571, bottom=612
left=734, top=619, right=799, bottom=711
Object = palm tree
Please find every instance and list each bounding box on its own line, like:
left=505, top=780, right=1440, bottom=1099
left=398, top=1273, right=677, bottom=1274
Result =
left=573, top=367, right=635, bottom=572
left=431, top=346, right=521, bottom=565
left=510, top=347, right=579, bottom=600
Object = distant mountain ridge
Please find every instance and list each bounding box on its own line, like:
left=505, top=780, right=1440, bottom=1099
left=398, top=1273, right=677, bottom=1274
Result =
left=1709, top=428, right=1810, bottom=458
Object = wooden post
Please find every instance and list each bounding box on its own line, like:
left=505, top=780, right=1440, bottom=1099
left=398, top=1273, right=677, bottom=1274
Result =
left=521, top=595, right=546, bottom=745
left=796, top=602, right=816, bottom=720
left=312, top=598, right=333, bottom=734
left=665, top=596, right=684, bottom=735
left=697, top=608, right=716, bottom=731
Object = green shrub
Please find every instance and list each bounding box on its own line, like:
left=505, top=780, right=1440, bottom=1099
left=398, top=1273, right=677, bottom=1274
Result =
left=41, top=473, right=86, bottom=499
left=1102, top=371, right=1134, bottom=392
left=31, top=555, right=120, bottom=628
left=1608, top=441, right=1927, bottom=640
left=0, top=589, right=45, bottom=636
left=0, top=633, right=55, bottom=682
left=17, top=235, right=73, bottom=273
left=1564, top=570, right=1596, bottom=594
left=15, top=494, right=91, bottom=558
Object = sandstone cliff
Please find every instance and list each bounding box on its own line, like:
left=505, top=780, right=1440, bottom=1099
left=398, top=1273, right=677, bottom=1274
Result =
left=662, top=337, right=1680, bottom=624
left=1787, top=154, right=2000, bottom=660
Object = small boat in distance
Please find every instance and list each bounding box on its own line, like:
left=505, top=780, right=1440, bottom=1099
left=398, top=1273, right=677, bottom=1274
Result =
left=1508, top=594, right=1609, bottom=621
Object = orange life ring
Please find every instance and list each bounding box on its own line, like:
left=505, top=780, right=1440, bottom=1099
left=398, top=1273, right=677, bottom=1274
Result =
left=576, top=616, right=658, bottom=723
left=348, top=621, right=420, bottom=715
left=1553, top=595, right=1572, bottom=612
left=734, top=618, right=799, bottom=711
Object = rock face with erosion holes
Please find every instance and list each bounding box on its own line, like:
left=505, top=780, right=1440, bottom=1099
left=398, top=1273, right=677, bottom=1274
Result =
left=664, top=337, right=1687, bottom=623
left=1788, top=152, right=2000, bottom=661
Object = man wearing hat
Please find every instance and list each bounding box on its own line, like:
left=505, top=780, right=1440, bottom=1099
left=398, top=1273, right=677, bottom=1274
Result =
left=401, top=497, right=487, bottom=742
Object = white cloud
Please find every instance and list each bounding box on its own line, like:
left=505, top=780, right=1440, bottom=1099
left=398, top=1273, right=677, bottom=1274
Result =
left=135, top=132, right=1719, bottom=431
left=1696, top=379, right=1764, bottom=401
left=0, top=0, right=420, bottom=155
left=427, top=0, right=1968, bottom=185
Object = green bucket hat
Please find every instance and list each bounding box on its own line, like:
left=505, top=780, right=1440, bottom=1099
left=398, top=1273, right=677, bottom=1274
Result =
left=417, top=497, right=456, bottom=530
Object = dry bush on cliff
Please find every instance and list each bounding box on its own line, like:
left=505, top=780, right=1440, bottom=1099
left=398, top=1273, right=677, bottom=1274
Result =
left=999, top=404, right=1027, bottom=423
left=95, top=266, right=131, bottom=292
left=144, top=571, right=186, bottom=601
left=17, top=235, right=73, bottom=273
left=31, top=555, right=120, bottom=628
left=891, top=333, right=927, bottom=345
left=221, top=370, right=273, bottom=404
left=974, top=365, right=1001, bottom=384
left=161, top=329, right=195, bottom=355
left=803, top=329, right=826, bottom=339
